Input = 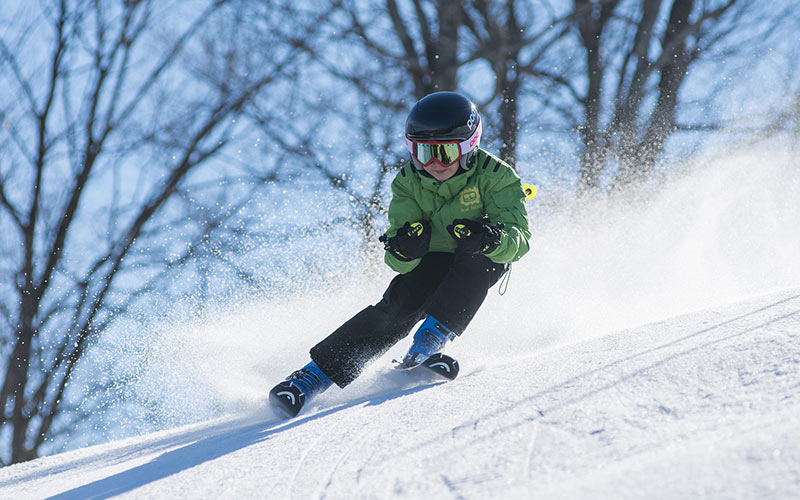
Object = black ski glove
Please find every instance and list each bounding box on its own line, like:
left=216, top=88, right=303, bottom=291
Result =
left=380, top=220, right=431, bottom=262
left=446, top=218, right=504, bottom=255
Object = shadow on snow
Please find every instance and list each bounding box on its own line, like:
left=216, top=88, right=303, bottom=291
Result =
left=47, top=381, right=443, bottom=500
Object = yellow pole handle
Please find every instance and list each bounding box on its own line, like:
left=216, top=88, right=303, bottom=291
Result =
left=523, top=183, right=537, bottom=200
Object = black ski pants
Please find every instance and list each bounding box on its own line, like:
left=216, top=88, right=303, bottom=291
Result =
left=310, top=252, right=507, bottom=387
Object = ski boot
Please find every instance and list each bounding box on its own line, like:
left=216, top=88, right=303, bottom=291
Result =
left=269, top=360, right=333, bottom=418
left=396, top=315, right=456, bottom=370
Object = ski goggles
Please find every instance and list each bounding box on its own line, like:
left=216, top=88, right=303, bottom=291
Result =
left=405, top=119, right=482, bottom=167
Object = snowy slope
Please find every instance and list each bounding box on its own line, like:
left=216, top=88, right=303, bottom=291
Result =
left=1, top=287, right=798, bottom=499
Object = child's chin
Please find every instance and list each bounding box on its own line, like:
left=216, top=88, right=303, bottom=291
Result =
left=428, top=167, right=457, bottom=180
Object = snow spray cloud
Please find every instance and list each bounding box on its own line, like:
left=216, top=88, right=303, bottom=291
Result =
left=95, top=188, right=393, bottom=434
left=463, top=149, right=800, bottom=361
left=99, top=148, right=799, bottom=434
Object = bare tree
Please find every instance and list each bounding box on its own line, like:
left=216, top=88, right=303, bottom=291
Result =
left=0, top=0, right=297, bottom=464
left=460, top=1, right=572, bottom=167
left=382, top=0, right=463, bottom=97
left=555, top=0, right=750, bottom=193
left=280, top=0, right=795, bottom=201
left=238, top=0, right=423, bottom=258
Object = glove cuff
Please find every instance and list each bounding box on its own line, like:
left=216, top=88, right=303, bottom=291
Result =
left=379, top=234, right=414, bottom=262
left=480, top=223, right=504, bottom=254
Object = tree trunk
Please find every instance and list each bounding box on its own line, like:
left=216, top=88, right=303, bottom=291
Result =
left=575, top=0, right=619, bottom=194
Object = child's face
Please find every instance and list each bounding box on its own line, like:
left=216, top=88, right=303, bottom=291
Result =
left=422, top=159, right=460, bottom=181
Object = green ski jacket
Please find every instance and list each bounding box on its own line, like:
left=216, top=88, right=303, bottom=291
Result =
left=385, top=148, right=531, bottom=274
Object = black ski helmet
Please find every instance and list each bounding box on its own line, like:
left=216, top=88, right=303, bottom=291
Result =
left=405, top=91, right=482, bottom=170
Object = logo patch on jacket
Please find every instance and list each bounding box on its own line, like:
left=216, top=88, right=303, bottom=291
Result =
left=459, top=187, right=481, bottom=207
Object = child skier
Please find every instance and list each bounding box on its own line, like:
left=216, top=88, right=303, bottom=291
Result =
left=269, top=91, right=531, bottom=417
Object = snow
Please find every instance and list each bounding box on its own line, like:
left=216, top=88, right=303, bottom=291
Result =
left=1, top=287, right=798, bottom=499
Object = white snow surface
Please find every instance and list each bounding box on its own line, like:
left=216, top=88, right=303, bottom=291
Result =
left=1, top=287, right=799, bottom=499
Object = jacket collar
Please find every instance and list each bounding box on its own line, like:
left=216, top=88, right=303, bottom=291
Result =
left=416, top=162, right=478, bottom=200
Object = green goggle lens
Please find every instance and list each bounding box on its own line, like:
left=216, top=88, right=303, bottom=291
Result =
left=412, top=142, right=461, bottom=166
